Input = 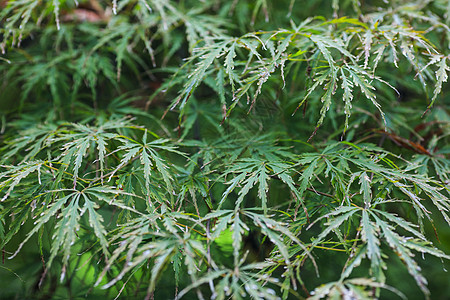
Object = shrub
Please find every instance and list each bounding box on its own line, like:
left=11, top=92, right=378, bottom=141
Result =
left=1, top=1, right=449, bottom=299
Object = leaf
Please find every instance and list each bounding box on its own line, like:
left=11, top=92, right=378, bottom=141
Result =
left=245, top=211, right=313, bottom=266
left=210, top=212, right=234, bottom=240
left=402, top=239, right=450, bottom=260
left=0, top=161, right=44, bottom=201
left=174, top=40, right=229, bottom=111
left=82, top=194, right=109, bottom=256
left=220, top=172, right=248, bottom=209
left=297, top=157, right=319, bottom=198
left=315, top=71, right=337, bottom=128
left=112, top=134, right=182, bottom=196
left=341, top=244, right=368, bottom=279
left=309, top=207, right=359, bottom=249
left=429, top=56, right=449, bottom=108
left=231, top=212, right=248, bottom=263
left=360, top=210, right=380, bottom=265
left=372, top=209, right=426, bottom=240
left=340, top=68, right=354, bottom=130
left=9, top=192, right=74, bottom=260
left=362, top=29, right=373, bottom=68
left=224, top=40, right=237, bottom=91
left=49, top=194, right=81, bottom=273
left=346, top=65, right=385, bottom=125
left=257, top=164, right=270, bottom=213
left=149, top=245, right=176, bottom=293
left=359, top=172, right=372, bottom=206
left=374, top=215, right=430, bottom=296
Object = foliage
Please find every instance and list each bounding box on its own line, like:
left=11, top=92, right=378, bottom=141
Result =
left=0, top=0, right=449, bottom=299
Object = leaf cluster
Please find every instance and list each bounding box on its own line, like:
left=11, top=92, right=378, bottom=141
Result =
left=0, top=0, right=449, bottom=299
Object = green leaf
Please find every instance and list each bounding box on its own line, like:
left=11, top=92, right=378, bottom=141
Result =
left=82, top=194, right=109, bottom=256
left=361, top=210, right=380, bottom=265
left=359, top=172, right=372, bottom=207
left=430, top=56, right=449, bottom=108
left=374, top=215, right=430, bottom=296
